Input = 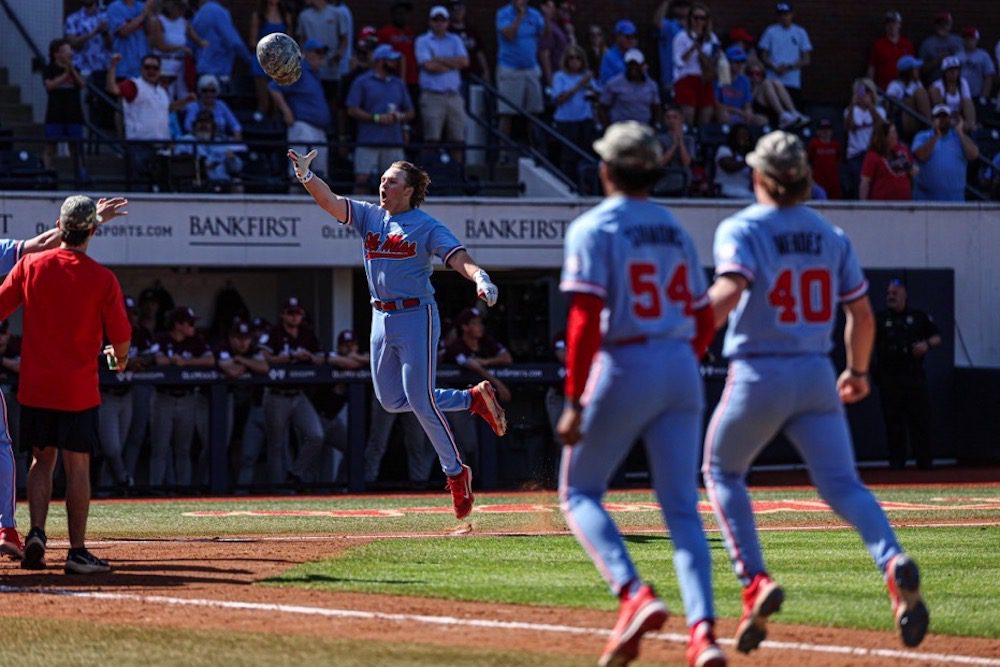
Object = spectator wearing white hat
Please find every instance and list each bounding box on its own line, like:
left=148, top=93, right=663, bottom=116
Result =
left=912, top=103, right=979, bottom=201
left=957, top=27, right=994, bottom=99
left=599, top=49, right=662, bottom=127
left=415, top=6, right=469, bottom=163
left=183, top=74, right=243, bottom=139
left=930, top=55, right=976, bottom=129
left=758, top=2, right=812, bottom=104
left=867, top=11, right=914, bottom=91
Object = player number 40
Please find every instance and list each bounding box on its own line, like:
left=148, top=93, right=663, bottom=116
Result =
left=767, top=268, right=832, bottom=324
left=628, top=261, right=693, bottom=319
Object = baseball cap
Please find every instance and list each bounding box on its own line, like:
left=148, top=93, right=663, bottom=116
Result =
left=229, top=320, right=252, bottom=337
left=888, top=277, right=906, bottom=288
left=429, top=5, right=449, bottom=19
left=359, top=25, right=377, bottom=42
left=746, top=131, right=810, bottom=183
left=59, top=195, right=99, bottom=231
left=775, top=2, right=792, bottom=13
left=614, top=19, right=637, bottom=36
left=302, top=38, right=328, bottom=53
left=816, top=118, right=832, bottom=129
left=962, top=26, right=980, bottom=39
left=941, top=55, right=961, bottom=70
left=197, top=73, right=220, bottom=91
left=725, top=46, right=747, bottom=63
left=934, top=11, right=952, bottom=24
left=623, top=48, right=645, bottom=65
left=337, top=329, right=356, bottom=346
left=252, top=316, right=271, bottom=330
left=896, top=54, right=923, bottom=72
left=372, top=44, right=401, bottom=61
left=729, top=27, right=754, bottom=44
left=282, top=297, right=304, bottom=314
left=884, top=11, right=901, bottom=23
left=931, top=103, right=952, bottom=117
left=593, top=121, right=663, bottom=170
left=169, top=306, right=198, bottom=326
left=455, top=306, right=482, bottom=327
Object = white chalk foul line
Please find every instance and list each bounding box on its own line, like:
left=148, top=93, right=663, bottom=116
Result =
left=1, top=585, right=997, bottom=666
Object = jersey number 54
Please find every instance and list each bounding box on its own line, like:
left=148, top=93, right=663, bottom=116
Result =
left=628, top=261, right=693, bottom=319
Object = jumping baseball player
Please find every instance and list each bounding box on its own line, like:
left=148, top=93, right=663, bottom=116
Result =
left=0, top=199, right=127, bottom=560
left=557, top=122, right=724, bottom=667
left=288, top=149, right=506, bottom=519
left=702, top=131, right=929, bottom=653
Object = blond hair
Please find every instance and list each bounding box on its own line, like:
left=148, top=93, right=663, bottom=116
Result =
left=390, top=161, right=431, bottom=209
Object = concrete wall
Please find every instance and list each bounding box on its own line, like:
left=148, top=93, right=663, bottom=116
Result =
left=1, top=0, right=63, bottom=123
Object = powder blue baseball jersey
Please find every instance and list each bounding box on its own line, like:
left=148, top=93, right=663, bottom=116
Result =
left=0, top=237, right=21, bottom=530
left=347, top=200, right=464, bottom=303
left=0, top=240, right=21, bottom=276
left=560, top=196, right=709, bottom=343
left=713, top=203, right=868, bottom=357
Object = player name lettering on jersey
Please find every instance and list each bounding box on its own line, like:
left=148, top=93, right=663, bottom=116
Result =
left=772, top=231, right=823, bottom=255
left=364, top=232, right=418, bottom=260
left=623, top=224, right=684, bottom=248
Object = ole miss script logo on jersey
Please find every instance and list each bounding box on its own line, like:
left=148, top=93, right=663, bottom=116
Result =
left=364, top=232, right=417, bottom=260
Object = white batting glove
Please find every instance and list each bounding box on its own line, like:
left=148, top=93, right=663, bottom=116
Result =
left=474, top=269, right=498, bottom=307
left=287, top=149, right=317, bottom=183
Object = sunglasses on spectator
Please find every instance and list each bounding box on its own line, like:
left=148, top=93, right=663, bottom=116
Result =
left=692, top=14, right=708, bottom=20
left=142, top=63, right=160, bottom=70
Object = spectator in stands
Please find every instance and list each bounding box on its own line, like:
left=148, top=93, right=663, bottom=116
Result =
left=346, top=45, right=414, bottom=193
left=345, top=25, right=378, bottom=92
left=726, top=27, right=760, bottom=67
left=495, top=0, right=546, bottom=145
left=918, top=11, right=961, bottom=83
left=599, top=19, right=639, bottom=86
left=333, top=0, right=355, bottom=90
left=716, top=46, right=765, bottom=126
left=175, top=110, right=245, bottom=184
left=552, top=45, right=596, bottom=181
left=672, top=2, right=721, bottom=127
left=585, top=24, right=608, bottom=81
left=886, top=55, right=931, bottom=139
left=183, top=74, right=242, bottom=138
left=659, top=104, right=694, bottom=172
left=443, top=306, right=512, bottom=475
left=807, top=118, right=842, bottom=199
left=599, top=49, right=661, bottom=127
left=714, top=123, right=753, bottom=198
left=297, top=0, right=349, bottom=114
left=379, top=1, right=420, bottom=114
left=957, top=27, right=994, bottom=101
left=912, top=105, right=979, bottom=201
left=859, top=121, right=916, bottom=201
left=42, top=39, right=87, bottom=177
left=844, top=78, right=886, bottom=198
left=415, top=6, right=469, bottom=163
left=758, top=2, right=812, bottom=104
left=867, top=11, right=914, bottom=92
left=931, top=55, right=976, bottom=129
left=148, top=0, right=206, bottom=101
left=65, top=0, right=112, bottom=132
left=449, top=0, right=490, bottom=84
left=190, top=0, right=254, bottom=84
left=248, top=0, right=295, bottom=114
left=539, top=0, right=570, bottom=88
left=653, top=0, right=690, bottom=101
left=270, top=39, right=332, bottom=179
left=107, top=0, right=154, bottom=80
left=745, top=61, right=806, bottom=129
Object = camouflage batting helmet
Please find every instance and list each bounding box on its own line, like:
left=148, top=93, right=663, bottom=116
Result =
left=256, top=32, right=302, bottom=86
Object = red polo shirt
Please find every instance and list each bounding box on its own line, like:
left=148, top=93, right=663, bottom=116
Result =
left=869, top=36, right=915, bottom=90
left=0, top=249, right=130, bottom=411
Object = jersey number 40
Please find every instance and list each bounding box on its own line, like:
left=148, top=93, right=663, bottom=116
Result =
left=628, top=261, right=693, bottom=319
left=768, top=268, right=832, bottom=324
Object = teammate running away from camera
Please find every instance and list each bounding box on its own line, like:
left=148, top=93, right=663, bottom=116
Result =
left=557, top=121, right=724, bottom=667
left=701, top=130, right=929, bottom=653
left=288, top=149, right=506, bottom=520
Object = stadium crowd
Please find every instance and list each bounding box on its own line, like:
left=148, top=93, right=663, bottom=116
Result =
left=8, top=1, right=992, bottom=200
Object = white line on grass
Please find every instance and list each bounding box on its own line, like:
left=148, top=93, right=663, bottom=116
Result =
left=1, top=585, right=996, bottom=666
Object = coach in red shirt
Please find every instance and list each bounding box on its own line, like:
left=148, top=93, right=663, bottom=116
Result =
left=0, top=195, right=131, bottom=575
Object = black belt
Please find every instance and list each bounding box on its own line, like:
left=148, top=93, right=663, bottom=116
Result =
left=372, top=298, right=421, bottom=312
left=157, top=388, right=195, bottom=398
left=269, top=388, right=302, bottom=397
left=607, top=336, right=648, bottom=347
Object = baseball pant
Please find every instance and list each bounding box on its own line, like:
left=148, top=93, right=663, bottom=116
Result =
left=98, top=391, right=133, bottom=485
left=560, top=340, right=715, bottom=626
left=149, top=392, right=199, bottom=487
left=0, top=388, right=14, bottom=529
left=365, top=400, right=436, bottom=484
left=371, top=304, right=470, bottom=477
left=236, top=405, right=267, bottom=487
left=703, top=355, right=903, bottom=585
left=124, top=384, right=154, bottom=479
left=263, top=391, right=324, bottom=484
left=445, top=411, right=479, bottom=476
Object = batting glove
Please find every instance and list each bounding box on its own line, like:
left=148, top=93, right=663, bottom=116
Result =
left=474, top=269, right=498, bottom=307
left=288, top=149, right=317, bottom=183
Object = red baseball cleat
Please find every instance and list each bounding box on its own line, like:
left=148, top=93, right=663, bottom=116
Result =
left=598, top=584, right=668, bottom=667
left=735, top=572, right=784, bottom=654
left=446, top=464, right=474, bottom=519
left=686, top=620, right=727, bottom=667
left=886, top=554, right=929, bottom=647
left=0, top=528, right=23, bottom=560
left=469, top=380, right=507, bottom=436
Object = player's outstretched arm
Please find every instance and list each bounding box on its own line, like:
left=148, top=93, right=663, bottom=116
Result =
left=446, top=249, right=498, bottom=307
left=288, top=149, right=349, bottom=223
left=837, top=296, right=875, bottom=404
left=22, top=196, right=129, bottom=256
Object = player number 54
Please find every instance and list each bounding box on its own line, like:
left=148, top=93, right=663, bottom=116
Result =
left=628, top=261, right=693, bottom=320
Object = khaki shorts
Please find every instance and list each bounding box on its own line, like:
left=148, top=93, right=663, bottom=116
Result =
left=354, top=146, right=405, bottom=178
left=496, top=65, right=544, bottom=115
left=420, top=91, right=467, bottom=143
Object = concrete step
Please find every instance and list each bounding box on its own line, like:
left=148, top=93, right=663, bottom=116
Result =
left=0, top=102, right=34, bottom=125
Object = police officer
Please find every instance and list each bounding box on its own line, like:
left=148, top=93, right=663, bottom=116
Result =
left=150, top=306, right=215, bottom=487
left=261, top=297, right=325, bottom=489
left=216, top=319, right=269, bottom=490
left=875, top=279, right=941, bottom=470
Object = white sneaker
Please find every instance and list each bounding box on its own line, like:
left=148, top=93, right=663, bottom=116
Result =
left=778, top=111, right=798, bottom=129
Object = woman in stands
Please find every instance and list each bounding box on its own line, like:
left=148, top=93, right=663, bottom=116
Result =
left=551, top=45, right=596, bottom=186
left=859, top=121, right=917, bottom=200
left=931, top=55, right=976, bottom=130
left=585, top=25, right=608, bottom=81
left=147, top=0, right=207, bottom=100
left=671, top=1, right=721, bottom=127
left=745, top=62, right=807, bottom=129
left=248, top=0, right=296, bottom=114
left=885, top=56, right=930, bottom=140
left=42, top=39, right=86, bottom=179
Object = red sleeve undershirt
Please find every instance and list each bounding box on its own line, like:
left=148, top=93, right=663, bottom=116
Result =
left=563, top=292, right=604, bottom=402
left=691, top=304, right=716, bottom=359
left=118, top=79, right=139, bottom=103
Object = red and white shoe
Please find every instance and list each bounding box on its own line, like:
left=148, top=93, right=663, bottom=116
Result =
left=446, top=464, right=474, bottom=519
left=469, top=380, right=507, bottom=436
left=886, top=554, right=929, bottom=647
left=598, top=584, right=668, bottom=667
left=0, top=527, right=24, bottom=560
left=735, top=572, right=784, bottom=654
left=686, top=620, right=727, bottom=667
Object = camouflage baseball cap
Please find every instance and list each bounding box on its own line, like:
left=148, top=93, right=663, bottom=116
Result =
left=746, top=131, right=809, bottom=183
left=59, top=195, right=99, bottom=231
left=592, top=121, right=662, bottom=171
